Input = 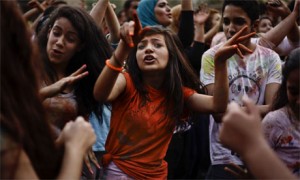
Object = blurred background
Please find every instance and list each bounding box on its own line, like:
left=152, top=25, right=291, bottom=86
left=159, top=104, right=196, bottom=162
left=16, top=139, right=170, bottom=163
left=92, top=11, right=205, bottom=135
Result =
left=17, top=0, right=292, bottom=22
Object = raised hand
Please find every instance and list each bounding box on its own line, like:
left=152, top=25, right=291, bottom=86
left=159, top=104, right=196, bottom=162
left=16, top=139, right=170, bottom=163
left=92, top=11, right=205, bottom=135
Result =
left=214, top=26, right=255, bottom=63
left=54, top=64, right=88, bottom=92
left=40, top=64, right=88, bottom=100
left=219, top=96, right=263, bottom=156
left=266, top=0, right=291, bottom=18
left=194, top=4, right=210, bottom=25
left=27, top=0, right=45, bottom=12
left=120, top=11, right=142, bottom=48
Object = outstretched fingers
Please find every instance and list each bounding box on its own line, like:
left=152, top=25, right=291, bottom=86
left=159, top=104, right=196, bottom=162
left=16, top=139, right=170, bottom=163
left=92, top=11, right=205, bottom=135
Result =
left=236, top=31, right=256, bottom=43
left=229, top=26, right=248, bottom=43
left=71, top=64, right=87, bottom=77
left=238, top=43, right=253, bottom=54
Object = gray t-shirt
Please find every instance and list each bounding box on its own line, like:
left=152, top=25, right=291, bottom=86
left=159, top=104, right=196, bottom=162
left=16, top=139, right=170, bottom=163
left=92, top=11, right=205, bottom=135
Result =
left=200, top=43, right=282, bottom=165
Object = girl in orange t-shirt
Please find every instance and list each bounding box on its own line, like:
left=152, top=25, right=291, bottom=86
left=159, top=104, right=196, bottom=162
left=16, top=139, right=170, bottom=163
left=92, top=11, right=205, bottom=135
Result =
left=94, top=14, right=255, bottom=179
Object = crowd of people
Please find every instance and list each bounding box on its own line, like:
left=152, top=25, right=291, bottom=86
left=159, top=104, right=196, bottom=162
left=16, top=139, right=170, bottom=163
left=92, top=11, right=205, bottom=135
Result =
left=1, top=0, right=299, bottom=179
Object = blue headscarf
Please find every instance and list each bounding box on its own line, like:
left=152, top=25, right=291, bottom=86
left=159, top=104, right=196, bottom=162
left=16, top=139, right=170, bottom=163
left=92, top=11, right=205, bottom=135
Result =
left=137, top=0, right=158, bottom=27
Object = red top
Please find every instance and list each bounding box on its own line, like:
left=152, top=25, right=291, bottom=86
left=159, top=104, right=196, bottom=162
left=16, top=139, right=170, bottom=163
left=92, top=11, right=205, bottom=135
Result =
left=103, top=72, right=195, bottom=179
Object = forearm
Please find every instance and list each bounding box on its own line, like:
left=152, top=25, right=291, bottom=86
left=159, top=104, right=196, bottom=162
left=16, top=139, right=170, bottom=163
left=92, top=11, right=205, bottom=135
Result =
left=23, top=8, right=43, bottom=21
left=39, top=85, right=60, bottom=101
left=30, top=14, right=43, bottom=32
left=57, top=146, right=85, bottom=180
left=213, top=61, right=229, bottom=113
left=194, top=25, right=205, bottom=43
left=287, top=23, right=300, bottom=43
left=256, top=104, right=270, bottom=117
left=105, top=3, right=120, bottom=44
left=261, top=11, right=298, bottom=47
left=204, top=24, right=220, bottom=45
left=94, top=40, right=128, bottom=102
left=90, top=0, right=108, bottom=28
left=242, top=138, right=296, bottom=179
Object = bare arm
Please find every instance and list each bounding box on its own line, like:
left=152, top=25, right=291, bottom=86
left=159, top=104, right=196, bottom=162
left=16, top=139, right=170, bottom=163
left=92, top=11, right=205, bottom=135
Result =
left=89, top=0, right=109, bottom=28
left=56, top=117, right=96, bottom=179
left=39, top=65, right=88, bottom=101
left=23, top=8, right=43, bottom=22
left=10, top=117, right=95, bottom=179
left=204, top=22, right=221, bottom=45
left=220, top=98, right=296, bottom=179
left=94, top=13, right=142, bottom=102
left=259, top=83, right=280, bottom=116
left=93, top=44, right=127, bottom=103
left=205, top=83, right=280, bottom=121
left=188, top=27, right=255, bottom=113
left=261, top=0, right=299, bottom=47
left=105, top=2, right=120, bottom=44
left=93, top=34, right=131, bottom=102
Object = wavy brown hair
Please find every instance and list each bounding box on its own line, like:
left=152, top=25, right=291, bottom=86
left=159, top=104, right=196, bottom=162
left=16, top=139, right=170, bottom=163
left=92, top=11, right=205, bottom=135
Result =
left=0, top=1, right=63, bottom=178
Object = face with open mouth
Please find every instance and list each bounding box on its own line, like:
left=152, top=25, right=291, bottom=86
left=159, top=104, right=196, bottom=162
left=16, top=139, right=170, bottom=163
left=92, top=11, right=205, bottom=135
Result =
left=136, top=34, right=169, bottom=73
left=47, top=17, right=81, bottom=69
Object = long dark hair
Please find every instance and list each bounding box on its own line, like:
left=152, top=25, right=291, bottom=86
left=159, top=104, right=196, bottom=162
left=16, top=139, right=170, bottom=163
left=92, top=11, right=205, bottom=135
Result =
left=1, top=1, right=63, bottom=178
left=37, top=6, right=112, bottom=121
left=271, top=48, right=300, bottom=111
left=127, top=26, right=205, bottom=126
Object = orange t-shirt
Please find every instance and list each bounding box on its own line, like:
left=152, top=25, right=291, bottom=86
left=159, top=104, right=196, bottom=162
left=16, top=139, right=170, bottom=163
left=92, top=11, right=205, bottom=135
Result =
left=103, top=72, right=195, bottom=179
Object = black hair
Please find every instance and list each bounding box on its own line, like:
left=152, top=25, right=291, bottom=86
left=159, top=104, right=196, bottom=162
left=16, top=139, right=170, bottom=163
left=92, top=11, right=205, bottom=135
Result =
left=271, top=48, right=300, bottom=111
left=37, top=6, right=112, bottom=122
left=222, top=0, right=259, bottom=24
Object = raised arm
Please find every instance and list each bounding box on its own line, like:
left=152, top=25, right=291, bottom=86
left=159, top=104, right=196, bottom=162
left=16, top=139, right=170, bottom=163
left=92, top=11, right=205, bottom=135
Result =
left=23, top=0, right=45, bottom=21
left=39, top=65, right=88, bottom=101
left=56, top=117, right=96, bottom=179
left=93, top=16, right=141, bottom=102
left=188, top=26, right=255, bottom=114
left=11, top=117, right=95, bottom=179
left=89, top=0, right=109, bottom=28
left=260, top=0, right=299, bottom=47
left=105, top=2, right=120, bottom=44
left=220, top=98, right=296, bottom=179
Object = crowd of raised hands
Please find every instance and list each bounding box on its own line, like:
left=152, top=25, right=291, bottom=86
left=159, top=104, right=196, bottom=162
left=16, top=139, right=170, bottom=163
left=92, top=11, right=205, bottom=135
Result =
left=1, top=0, right=299, bottom=179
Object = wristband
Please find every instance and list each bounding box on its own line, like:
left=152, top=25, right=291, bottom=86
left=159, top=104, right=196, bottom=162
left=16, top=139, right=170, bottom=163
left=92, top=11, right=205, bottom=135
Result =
left=105, top=60, right=123, bottom=72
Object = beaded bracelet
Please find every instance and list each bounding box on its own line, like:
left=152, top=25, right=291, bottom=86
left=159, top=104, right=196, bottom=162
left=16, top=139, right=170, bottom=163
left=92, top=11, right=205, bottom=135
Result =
left=105, top=60, right=123, bottom=72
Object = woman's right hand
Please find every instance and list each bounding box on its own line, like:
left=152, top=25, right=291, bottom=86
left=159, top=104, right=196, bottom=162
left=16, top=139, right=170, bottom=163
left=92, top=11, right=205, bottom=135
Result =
left=39, top=64, right=88, bottom=100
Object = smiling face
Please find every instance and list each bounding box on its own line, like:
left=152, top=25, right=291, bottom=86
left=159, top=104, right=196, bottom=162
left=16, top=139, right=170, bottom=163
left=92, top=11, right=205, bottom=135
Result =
left=222, top=5, right=252, bottom=42
left=46, top=17, right=81, bottom=70
left=154, top=0, right=172, bottom=27
left=287, top=69, right=300, bottom=119
left=136, top=34, right=169, bottom=73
